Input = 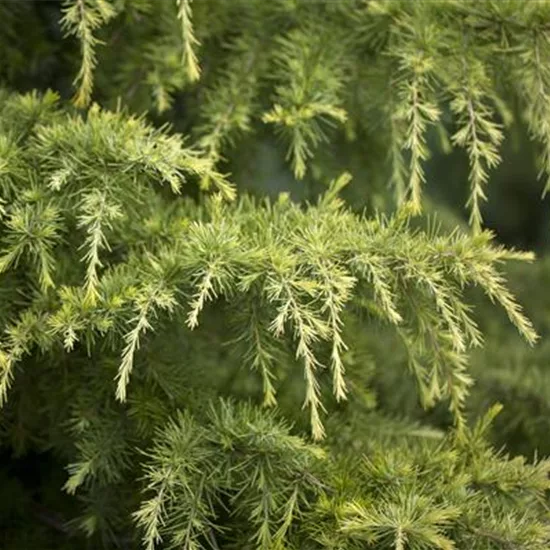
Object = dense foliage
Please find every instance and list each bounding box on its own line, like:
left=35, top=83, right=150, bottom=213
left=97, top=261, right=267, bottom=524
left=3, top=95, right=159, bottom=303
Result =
left=2, top=1, right=550, bottom=549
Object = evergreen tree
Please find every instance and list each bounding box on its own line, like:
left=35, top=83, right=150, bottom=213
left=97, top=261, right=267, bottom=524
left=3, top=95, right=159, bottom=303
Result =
left=2, top=1, right=550, bottom=549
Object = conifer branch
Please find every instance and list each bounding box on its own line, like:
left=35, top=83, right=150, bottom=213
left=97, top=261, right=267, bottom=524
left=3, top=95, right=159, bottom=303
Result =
left=0, top=311, right=47, bottom=406
left=0, top=349, right=18, bottom=408
left=78, top=190, right=123, bottom=304
left=61, top=0, right=116, bottom=108
left=340, top=492, right=458, bottom=550
left=516, top=28, right=550, bottom=196
left=176, top=0, right=201, bottom=83
left=448, top=35, right=503, bottom=234
left=262, top=29, right=348, bottom=180
left=387, top=96, right=408, bottom=205
left=116, top=284, right=176, bottom=402
left=268, top=275, right=328, bottom=440
left=0, top=170, right=536, bottom=437
left=236, top=302, right=278, bottom=407
left=0, top=202, right=62, bottom=291
left=398, top=72, right=440, bottom=213
left=133, top=412, right=215, bottom=550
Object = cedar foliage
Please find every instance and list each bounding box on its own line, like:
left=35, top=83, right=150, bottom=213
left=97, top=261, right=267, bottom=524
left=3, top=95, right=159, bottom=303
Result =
left=2, top=1, right=550, bottom=549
